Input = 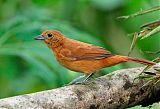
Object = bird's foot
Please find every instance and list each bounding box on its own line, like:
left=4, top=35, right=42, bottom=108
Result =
left=74, top=81, right=86, bottom=85
left=63, top=84, right=71, bottom=86
left=64, top=81, right=86, bottom=86
left=63, top=73, right=94, bottom=86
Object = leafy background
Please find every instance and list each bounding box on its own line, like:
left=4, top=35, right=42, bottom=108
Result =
left=0, top=0, right=159, bottom=108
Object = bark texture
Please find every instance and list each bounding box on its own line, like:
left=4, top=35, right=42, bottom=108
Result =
left=0, top=63, right=160, bottom=109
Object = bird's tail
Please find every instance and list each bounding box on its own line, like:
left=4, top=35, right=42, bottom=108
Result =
left=124, top=56, right=156, bottom=65
left=102, top=55, right=156, bottom=68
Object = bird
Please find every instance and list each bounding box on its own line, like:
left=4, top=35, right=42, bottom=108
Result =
left=34, top=30, right=156, bottom=85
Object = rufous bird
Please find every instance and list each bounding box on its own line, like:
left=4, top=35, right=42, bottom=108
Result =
left=34, top=30, right=156, bottom=85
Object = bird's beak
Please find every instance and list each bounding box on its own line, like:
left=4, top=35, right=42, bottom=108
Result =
left=34, top=35, right=45, bottom=40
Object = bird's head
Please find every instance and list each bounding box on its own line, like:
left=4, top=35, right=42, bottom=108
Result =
left=35, top=30, right=64, bottom=48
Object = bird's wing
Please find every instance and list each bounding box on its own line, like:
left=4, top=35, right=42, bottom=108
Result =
left=60, top=44, right=113, bottom=61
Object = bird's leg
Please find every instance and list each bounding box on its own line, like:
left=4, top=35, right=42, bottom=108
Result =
left=83, top=73, right=94, bottom=82
left=65, top=73, right=94, bottom=86
left=64, top=75, right=86, bottom=86
left=74, top=73, right=94, bottom=85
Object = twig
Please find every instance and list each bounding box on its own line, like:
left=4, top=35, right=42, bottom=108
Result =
left=141, top=20, right=160, bottom=29
left=128, top=32, right=138, bottom=56
left=117, top=6, right=160, bottom=19
left=128, top=20, right=160, bottom=55
left=141, top=25, right=160, bottom=39
left=144, top=51, right=160, bottom=54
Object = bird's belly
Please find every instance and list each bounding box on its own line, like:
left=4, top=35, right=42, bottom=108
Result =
left=58, top=59, right=103, bottom=74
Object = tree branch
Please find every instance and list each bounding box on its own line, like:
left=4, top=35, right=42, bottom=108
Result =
left=117, top=6, right=160, bottom=19
left=0, top=63, right=160, bottom=109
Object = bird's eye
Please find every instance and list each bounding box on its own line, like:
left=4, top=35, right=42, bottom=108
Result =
left=47, top=33, right=53, bottom=38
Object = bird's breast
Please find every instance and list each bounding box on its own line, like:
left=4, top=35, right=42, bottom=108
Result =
left=56, top=57, right=104, bottom=74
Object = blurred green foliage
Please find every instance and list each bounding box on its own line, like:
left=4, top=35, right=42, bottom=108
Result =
left=129, top=102, right=160, bottom=109
left=0, top=0, right=159, bottom=107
